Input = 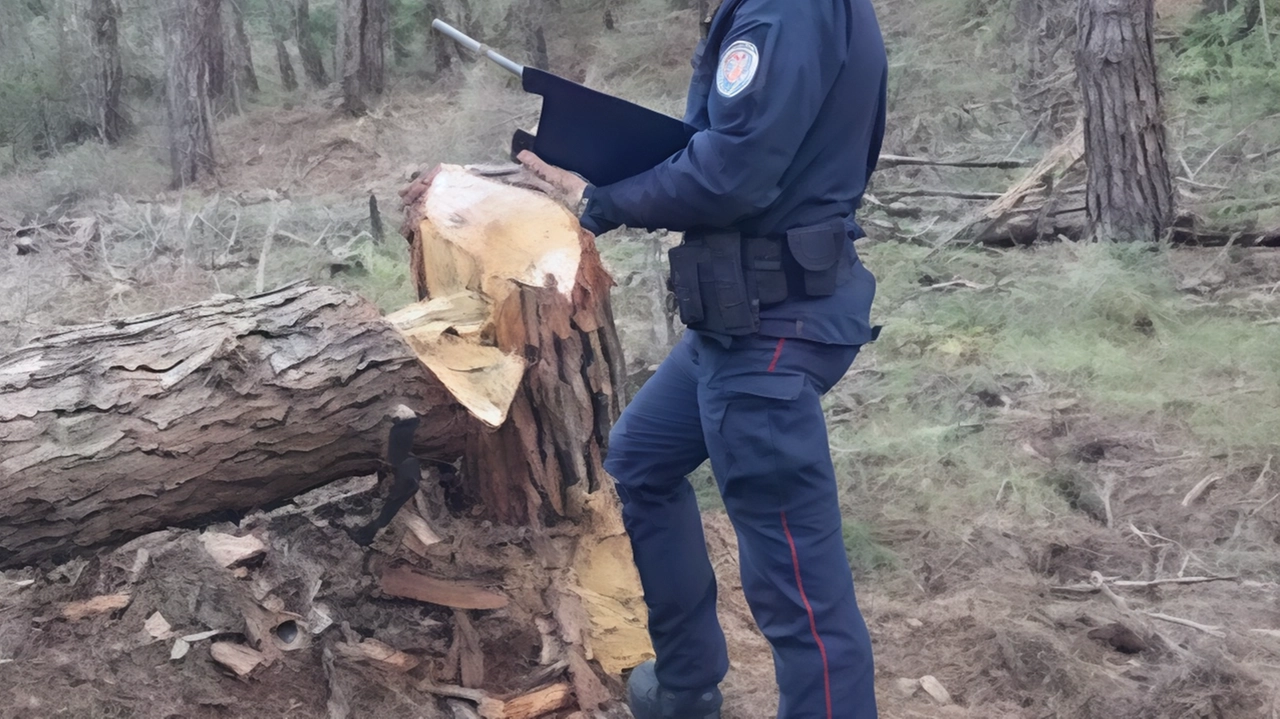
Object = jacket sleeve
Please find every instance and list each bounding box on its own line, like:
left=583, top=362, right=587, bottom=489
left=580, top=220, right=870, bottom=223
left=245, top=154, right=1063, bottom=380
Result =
left=580, top=0, right=842, bottom=234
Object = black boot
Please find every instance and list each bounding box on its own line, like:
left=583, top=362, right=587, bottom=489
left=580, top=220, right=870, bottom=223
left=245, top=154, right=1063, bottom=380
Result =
left=627, top=660, right=722, bottom=719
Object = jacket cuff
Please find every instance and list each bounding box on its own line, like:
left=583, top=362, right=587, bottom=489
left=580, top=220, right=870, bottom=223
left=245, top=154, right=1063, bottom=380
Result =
left=579, top=185, right=623, bottom=236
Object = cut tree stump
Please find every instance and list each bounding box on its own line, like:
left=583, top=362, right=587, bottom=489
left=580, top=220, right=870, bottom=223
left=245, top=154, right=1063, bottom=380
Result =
left=0, top=164, right=652, bottom=715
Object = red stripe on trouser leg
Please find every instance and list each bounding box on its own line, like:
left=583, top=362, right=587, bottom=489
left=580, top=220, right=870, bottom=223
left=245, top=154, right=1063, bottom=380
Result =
left=767, top=338, right=787, bottom=372
left=781, top=510, right=834, bottom=719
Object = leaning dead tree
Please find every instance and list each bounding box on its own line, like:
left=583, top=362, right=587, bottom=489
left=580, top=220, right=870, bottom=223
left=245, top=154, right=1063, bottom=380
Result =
left=1076, top=0, right=1174, bottom=242
left=0, top=166, right=649, bottom=713
left=162, top=0, right=222, bottom=185
left=87, top=0, right=126, bottom=144
left=337, top=0, right=388, bottom=115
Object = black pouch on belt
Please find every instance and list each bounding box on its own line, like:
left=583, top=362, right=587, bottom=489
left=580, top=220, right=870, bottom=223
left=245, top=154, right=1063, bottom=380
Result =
left=786, top=220, right=846, bottom=296
left=667, top=242, right=706, bottom=326
left=745, top=236, right=788, bottom=305
left=667, top=231, right=759, bottom=335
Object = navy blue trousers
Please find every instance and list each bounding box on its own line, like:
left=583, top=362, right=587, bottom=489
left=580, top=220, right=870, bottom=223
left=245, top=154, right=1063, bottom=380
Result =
left=604, top=331, right=878, bottom=719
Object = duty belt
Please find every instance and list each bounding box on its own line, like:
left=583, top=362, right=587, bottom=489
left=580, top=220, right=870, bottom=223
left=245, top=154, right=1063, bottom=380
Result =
left=667, top=219, right=852, bottom=336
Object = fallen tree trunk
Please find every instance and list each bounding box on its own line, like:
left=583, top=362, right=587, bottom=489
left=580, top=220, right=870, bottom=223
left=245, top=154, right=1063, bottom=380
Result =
left=0, top=165, right=625, bottom=564
left=0, top=283, right=469, bottom=567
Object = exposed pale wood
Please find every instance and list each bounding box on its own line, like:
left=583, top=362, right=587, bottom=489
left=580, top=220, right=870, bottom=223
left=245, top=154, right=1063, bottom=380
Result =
left=920, top=675, right=953, bottom=705
left=200, top=532, right=267, bottom=568
left=454, top=609, right=486, bottom=688
left=333, top=638, right=421, bottom=673
left=62, top=593, right=132, bottom=620
left=490, top=682, right=575, bottom=719
left=210, top=641, right=267, bottom=676
left=379, top=565, right=510, bottom=610
left=145, top=611, right=174, bottom=640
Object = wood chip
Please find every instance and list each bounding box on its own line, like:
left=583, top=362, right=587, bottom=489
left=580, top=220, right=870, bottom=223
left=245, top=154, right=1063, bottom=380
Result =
left=200, top=532, right=267, bottom=568
left=171, top=639, right=191, bottom=660
left=210, top=642, right=266, bottom=677
left=181, top=629, right=225, bottom=643
left=919, top=675, right=953, bottom=705
left=454, top=610, right=485, bottom=688
left=486, top=682, right=575, bottom=719
left=380, top=566, right=509, bottom=610
left=893, top=677, right=921, bottom=698
left=62, top=593, right=131, bottom=620
left=333, top=638, right=421, bottom=673
left=145, top=611, right=173, bottom=640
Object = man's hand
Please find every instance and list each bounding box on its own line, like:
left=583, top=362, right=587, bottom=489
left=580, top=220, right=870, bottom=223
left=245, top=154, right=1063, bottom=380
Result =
left=517, top=150, right=588, bottom=207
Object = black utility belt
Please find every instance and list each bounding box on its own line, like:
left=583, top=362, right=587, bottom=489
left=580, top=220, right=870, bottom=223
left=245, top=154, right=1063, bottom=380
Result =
left=668, top=219, right=850, bottom=336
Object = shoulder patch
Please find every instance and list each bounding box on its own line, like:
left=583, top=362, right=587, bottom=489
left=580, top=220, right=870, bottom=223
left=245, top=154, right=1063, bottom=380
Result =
left=716, top=40, right=760, bottom=98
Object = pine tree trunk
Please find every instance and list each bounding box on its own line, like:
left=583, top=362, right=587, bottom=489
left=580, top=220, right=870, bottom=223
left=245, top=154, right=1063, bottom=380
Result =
left=88, top=0, right=126, bottom=144
left=296, top=0, right=330, bottom=86
left=1076, top=0, right=1174, bottom=242
left=339, top=0, right=388, bottom=115
left=163, top=0, right=221, bottom=186
left=226, top=0, right=259, bottom=94
left=266, top=0, right=299, bottom=91
left=425, top=0, right=453, bottom=76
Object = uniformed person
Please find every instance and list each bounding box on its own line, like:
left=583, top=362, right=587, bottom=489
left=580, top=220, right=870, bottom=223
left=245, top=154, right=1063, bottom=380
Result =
left=521, top=0, right=887, bottom=716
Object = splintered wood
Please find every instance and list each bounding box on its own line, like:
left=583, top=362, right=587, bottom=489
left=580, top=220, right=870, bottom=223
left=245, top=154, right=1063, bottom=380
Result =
left=379, top=565, right=510, bottom=610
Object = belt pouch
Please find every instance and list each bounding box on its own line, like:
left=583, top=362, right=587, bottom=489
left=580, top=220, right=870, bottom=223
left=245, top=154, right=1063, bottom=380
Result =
left=703, top=231, right=758, bottom=335
left=746, top=237, right=788, bottom=305
left=667, top=242, right=706, bottom=326
left=786, top=221, right=845, bottom=296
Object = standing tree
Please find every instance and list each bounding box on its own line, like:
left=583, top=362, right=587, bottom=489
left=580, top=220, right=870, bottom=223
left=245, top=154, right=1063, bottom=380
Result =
left=1075, top=0, right=1174, bottom=242
left=226, top=0, right=260, bottom=96
left=266, top=0, right=299, bottom=91
left=296, top=0, right=329, bottom=86
left=424, top=0, right=453, bottom=76
left=163, top=0, right=222, bottom=186
left=87, top=0, right=126, bottom=144
left=337, top=0, right=388, bottom=115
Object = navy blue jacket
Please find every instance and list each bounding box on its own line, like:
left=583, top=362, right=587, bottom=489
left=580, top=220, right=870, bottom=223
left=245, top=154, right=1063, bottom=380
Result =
left=581, top=0, right=888, bottom=344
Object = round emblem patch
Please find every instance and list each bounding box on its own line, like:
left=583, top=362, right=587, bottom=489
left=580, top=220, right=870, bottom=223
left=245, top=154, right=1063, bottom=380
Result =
left=716, top=40, right=760, bottom=98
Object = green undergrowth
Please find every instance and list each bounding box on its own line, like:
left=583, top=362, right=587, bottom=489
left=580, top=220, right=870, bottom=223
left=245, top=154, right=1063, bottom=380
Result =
left=819, top=241, right=1280, bottom=570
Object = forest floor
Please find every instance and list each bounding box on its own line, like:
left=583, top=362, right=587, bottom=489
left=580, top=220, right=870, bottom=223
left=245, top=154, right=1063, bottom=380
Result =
left=3, top=1, right=1280, bottom=716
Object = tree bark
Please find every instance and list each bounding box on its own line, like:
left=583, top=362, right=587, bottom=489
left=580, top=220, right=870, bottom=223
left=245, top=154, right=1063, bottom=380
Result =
left=266, top=0, right=299, bottom=91
left=296, top=0, right=330, bottom=87
left=1076, top=0, right=1175, bottom=242
left=87, top=0, right=126, bottom=144
left=339, top=0, right=388, bottom=115
left=226, top=0, right=260, bottom=94
left=162, top=0, right=221, bottom=186
left=0, top=284, right=469, bottom=567
left=425, top=0, right=453, bottom=76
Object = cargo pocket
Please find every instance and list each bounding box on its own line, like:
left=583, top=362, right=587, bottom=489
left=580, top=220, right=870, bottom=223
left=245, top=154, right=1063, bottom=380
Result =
left=707, top=372, right=808, bottom=503
left=786, top=222, right=845, bottom=296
